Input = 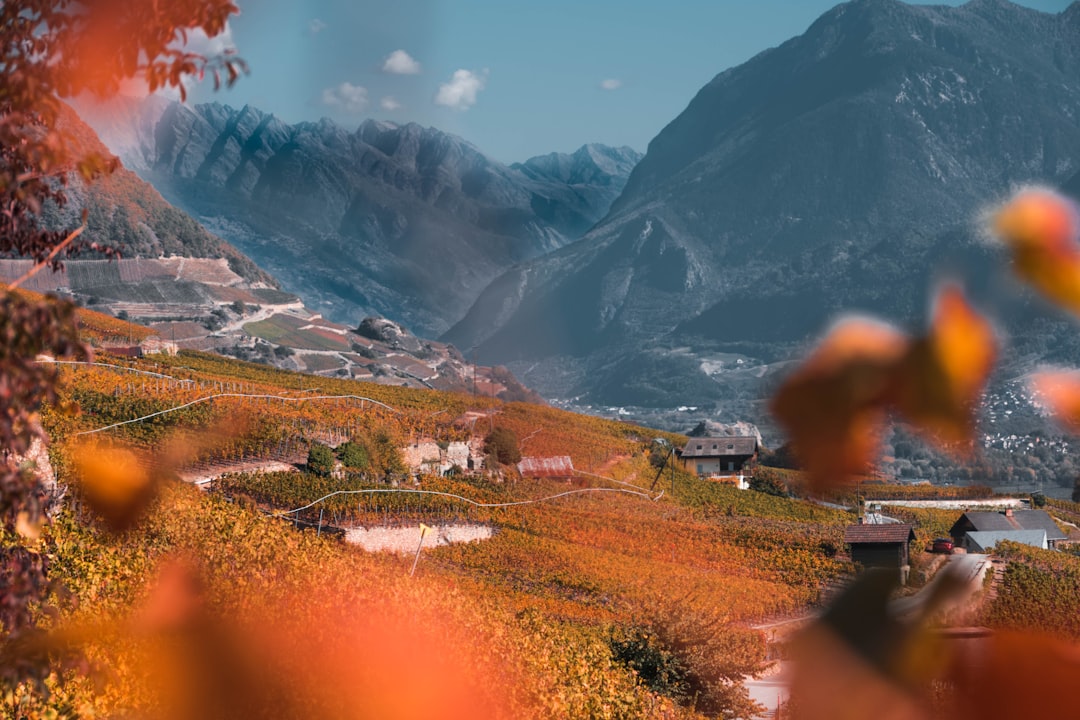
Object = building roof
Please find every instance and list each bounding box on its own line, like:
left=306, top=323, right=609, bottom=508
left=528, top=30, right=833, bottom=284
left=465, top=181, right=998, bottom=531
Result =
left=951, top=510, right=1067, bottom=542
left=517, top=456, right=575, bottom=478
left=844, top=523, right=916, bottom=544
left=966, top=530, right=1048, bottom=553
left=681, top=436, right=758, bottom=458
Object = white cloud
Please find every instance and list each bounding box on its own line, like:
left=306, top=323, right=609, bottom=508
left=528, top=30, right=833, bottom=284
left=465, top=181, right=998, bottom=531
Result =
left=599, top=78, right=622, bottom=91
left=308, top=18, right=327, bottom=36
left=382, top=49, right=421, bottom=75
left=380, top=96, right=403, bottom=111
left=321, top=82, right=369, bottom=113
left=434, top=69, right=487, bottom=111
left=176, top=23, right=236, bottom=58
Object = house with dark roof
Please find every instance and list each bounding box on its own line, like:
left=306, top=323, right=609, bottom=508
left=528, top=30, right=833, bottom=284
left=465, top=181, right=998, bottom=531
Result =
left=949, top=509, right=1066, bottom=551
left=965, top=530, right=1048, bottom=553
left=844, top=523, right=917, bottom=585
left=679, top=436, right=758, bottom=477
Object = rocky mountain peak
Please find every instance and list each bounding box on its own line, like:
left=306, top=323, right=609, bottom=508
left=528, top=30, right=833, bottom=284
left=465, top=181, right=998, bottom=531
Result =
left=447, top=0, right=1080, bottom=413
left=81, top=97, right=642, bottom=337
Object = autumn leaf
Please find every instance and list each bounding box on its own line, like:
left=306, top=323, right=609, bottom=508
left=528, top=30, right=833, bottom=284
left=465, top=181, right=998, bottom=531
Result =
left=890, top=284, right=996, bottom=448
left=770, top=318, right=908, bottom=491
left=1030, top=369, right=1080, bottom=435
left=72, top=442, right=154, bottom=532
left=772, top=286, right=994, bottom=490
left=992, top=188, right=1080, bottom=315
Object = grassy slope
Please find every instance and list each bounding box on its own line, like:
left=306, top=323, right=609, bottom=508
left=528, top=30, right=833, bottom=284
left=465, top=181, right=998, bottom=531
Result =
left=29, top=314, right=868, bottom=718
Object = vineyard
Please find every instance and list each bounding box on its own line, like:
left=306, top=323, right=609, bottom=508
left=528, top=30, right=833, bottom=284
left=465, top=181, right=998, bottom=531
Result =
left=13, top=306, right=888, bottom=719
left=983, top=541, right=1080, bottom=638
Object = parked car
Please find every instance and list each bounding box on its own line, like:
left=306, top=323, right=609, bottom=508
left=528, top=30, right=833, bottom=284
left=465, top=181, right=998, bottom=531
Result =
left=931, top=537, right=954, bottom=554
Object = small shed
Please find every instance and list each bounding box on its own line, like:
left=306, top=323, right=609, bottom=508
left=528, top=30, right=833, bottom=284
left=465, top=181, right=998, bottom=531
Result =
left=844, top=523, right=917, bottom=585
left=517, top=456, right=575, bottom=480
left=680, top=436, right=758, bottom=476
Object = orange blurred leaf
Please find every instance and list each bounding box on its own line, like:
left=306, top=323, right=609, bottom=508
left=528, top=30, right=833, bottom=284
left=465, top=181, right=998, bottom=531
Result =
left=890, top=284, right=996, bottom=447
left=947, top=631, right=1080, bottom=720
left=993, top=188, right=1080, bottom=314
left=1031, top=369, right=1080, bottom=434
left=72, top=442, right=154, bottom=532
left=770, top=318, right=908, bottom=490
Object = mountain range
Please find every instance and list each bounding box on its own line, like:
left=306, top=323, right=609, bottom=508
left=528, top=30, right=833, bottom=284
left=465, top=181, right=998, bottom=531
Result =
left=78, top=96, right=641, bottom=336
left=444, top=0, right=1080, bottom=413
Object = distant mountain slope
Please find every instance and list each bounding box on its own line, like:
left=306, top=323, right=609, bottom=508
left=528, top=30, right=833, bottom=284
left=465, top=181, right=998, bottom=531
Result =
left=79, top=97, right=641, bottom=335
left=447, top=0, right=1080, bottom=409
left=41, top=102, right=274, bottom=286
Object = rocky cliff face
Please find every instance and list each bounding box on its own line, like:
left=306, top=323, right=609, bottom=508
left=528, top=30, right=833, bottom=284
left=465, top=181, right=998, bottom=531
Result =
left=447, top=0, right=1080, bottom=410
left=80, top=98, right=641, bottom=336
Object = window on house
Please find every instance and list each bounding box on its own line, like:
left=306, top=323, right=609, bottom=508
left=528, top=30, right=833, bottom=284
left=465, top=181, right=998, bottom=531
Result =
left=728, top=444, right=734, bottom=450
left=728, top=461, right=735, bottom=471
left=697, top=464, right=704, bottom=475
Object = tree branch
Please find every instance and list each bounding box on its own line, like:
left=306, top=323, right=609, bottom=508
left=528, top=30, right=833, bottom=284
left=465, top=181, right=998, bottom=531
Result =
left=7, top=224, right=83, bottom=290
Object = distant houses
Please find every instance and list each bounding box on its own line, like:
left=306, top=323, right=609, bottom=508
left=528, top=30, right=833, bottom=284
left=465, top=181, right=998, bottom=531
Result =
left=679, top=436, right=758, bottom=477
left=948, top=509, right=1066, bottom=551
left=844, top=522, right=917, bottom=585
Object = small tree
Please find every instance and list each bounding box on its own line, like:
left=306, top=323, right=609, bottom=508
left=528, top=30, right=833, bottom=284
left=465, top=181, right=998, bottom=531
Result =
left=307, top=443, right=335, bottom=477
left=484, top=427, right=521, bottom=466
left=338, top=441, right=369, bottom=470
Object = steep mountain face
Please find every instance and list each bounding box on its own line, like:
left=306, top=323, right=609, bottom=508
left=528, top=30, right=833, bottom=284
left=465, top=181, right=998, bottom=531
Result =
left=79, top=98, right=641, bottom=336
left=40, top=102, right=274, bottom=286
left=447, top=0, right=1080, bottom=410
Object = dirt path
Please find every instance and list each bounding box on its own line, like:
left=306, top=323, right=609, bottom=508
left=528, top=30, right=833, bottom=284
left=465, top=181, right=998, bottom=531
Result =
left=178, top=457, right=302, bottom=486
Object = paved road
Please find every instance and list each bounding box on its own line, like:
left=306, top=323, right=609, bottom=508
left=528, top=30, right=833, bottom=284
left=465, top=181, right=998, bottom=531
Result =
left=743, top=554, right=990, bottom=718
left=745, top=662, right=790, bottom=718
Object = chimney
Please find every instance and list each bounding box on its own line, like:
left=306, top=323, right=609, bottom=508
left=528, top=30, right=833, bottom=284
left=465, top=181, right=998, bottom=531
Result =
left=1004, top=508, right=1014, bottom=517
left=858, top=516, right=865, bottom=525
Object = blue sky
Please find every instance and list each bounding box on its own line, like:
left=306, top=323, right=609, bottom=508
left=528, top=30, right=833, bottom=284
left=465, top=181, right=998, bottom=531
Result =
left=182, top=0, right=1074, bottom=163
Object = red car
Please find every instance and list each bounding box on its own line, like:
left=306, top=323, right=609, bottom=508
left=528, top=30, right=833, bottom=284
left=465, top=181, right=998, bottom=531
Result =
left=932, top=537, right=954, bottom=554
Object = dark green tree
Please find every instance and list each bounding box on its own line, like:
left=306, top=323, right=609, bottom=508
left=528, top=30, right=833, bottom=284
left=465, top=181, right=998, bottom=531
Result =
left=338, top=441, right=369, bottom=470
left=307, top=443, right=335, bottom=477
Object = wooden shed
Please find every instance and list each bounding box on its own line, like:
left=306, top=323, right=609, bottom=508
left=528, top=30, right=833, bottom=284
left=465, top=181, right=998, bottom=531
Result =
left=844, top=523, right=916, bottom=585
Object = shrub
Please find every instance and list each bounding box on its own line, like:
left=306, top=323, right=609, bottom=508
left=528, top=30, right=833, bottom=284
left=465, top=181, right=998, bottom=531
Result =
left=484, top=427, right=521, bottom=466
left=338, top=441, right=369, bottom=470
left=307, top=443, right=334, bottom=477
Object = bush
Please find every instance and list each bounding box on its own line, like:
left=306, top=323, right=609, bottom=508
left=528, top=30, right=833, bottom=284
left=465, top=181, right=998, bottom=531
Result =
left=484, top=427, right=521, bottom=466
left=609, top=626, right=689, bottom=703
left=749, top=470, right=789, bottom=497
left=338, top=441, right=369, bottom=470
left=307, top=443, right=335, bottom=477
